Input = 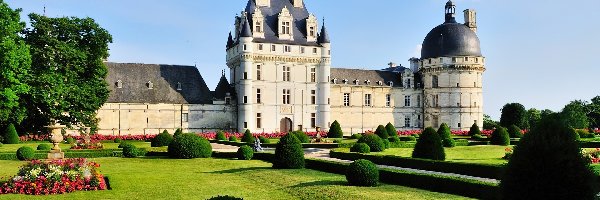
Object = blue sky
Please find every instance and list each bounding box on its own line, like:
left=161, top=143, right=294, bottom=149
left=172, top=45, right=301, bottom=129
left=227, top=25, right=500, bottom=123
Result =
left=5, top=0, right=600, bottom=120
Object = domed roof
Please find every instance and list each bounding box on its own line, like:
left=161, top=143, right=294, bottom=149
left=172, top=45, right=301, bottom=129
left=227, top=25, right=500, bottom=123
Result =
left=421, top=22, right=481, bottom=59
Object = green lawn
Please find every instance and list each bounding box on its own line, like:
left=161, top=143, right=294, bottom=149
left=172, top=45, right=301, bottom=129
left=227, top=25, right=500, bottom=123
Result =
left=369, top=145, right=511, bottom=165
left=0, top=157, right=472, bottom=200
left=0, top=141, right=151, bottom=152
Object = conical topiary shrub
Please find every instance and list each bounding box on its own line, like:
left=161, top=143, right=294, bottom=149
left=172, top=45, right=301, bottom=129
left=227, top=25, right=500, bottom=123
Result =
left=273, top=133, right=305, bottom=169
left=500, top=114, right=596, bottom=199
left=241, top=129, right=255, bottom=144
left=374, top=125, right=388, bottom=139
left=174, top=128, right=183, bottom=137
left=216, top=130, right=227, bottom=141
left=507, top=125, right=523, bottom=138
left=437, top=123, right=455, bottom=147
left=468, top=123, right=482, bottom=136
left=490, top=126, right=510, bottom=146
left=412, top=127, right=445, bottom=160
left=328, top=120, right=343, bottom=138
left=3, top=124, right=19, bottom=144
left=385, top=123, right=397, bottom=137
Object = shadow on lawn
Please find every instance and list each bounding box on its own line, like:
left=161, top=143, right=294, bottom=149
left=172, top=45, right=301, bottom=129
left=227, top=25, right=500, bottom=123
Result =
left=290, top=180, right=347, bottom=188
left=209, top=167, right=272, bottom=174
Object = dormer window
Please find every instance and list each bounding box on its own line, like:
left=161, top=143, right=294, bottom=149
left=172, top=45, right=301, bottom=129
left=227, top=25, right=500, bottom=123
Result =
left=147, top=81, right=154, bottom=89
left=306, top=14, right=317, bottom=42
left=176, top=82, right=182, bottom=91
left=252, top=8, right=265, bottom=38
left=365, top=80, right=371, bottom=85
left=377, top=81, right=383, bottom=86
left=343, top=79, right=348, bottom=84
left=116, top=80, right=123, bottom=88
left=388, top=81, right=394, bottom=87
left=332, top=78, right=338, bottom=84
left=354, top=79, right=360, bottom=85
left=278, top=6, right=293, bottom=40
left=282, top=22, right=291, bottom=34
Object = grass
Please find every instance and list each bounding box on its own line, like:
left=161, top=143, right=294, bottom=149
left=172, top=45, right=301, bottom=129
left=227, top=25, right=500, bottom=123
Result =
left=0, top=157, right=472, bottom=200
left=369, top=145, right=511, bottom=165
left=0, top=141, right=151, bottom=153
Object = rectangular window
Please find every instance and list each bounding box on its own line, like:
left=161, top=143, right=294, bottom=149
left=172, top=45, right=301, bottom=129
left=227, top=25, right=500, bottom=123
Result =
left=225, top=97, right=231, bottom=105
left=343, top=93, right=350, bottom=107
left=271, top=45, right=276, bottom=51
left=433, top=94, right=439, bottom=107
left=405, top=117, right=411, bottom=128
left=310, top=67, right=316, bottom=82
left=257, top=113, right=262, bottom=129
left=458, top=123, right=461, bottom=128
left=312, top=48, right=317, bottom=54
left=386, top=94, right=391, bottom=107
left=311, top=113, right=316, bottom=128
left=417, top=95, right=421, bottom=107
left=283, top=89, right=291, bottom=104
left=309, top=27, right=315, bottom=37
left=282, top=21, right=291, bottom=34
left=404, top=95, right=411, bottom=107
left=311, top=90, right=316, bottom=105
left=182, top=113, right=189, bottom=122
left=364, top=94, right=372, bottom=106
left=432, top=75, right=439, bottom=88
left=284, top=46, right=291, bottom=52
left=244, top=122, right=248, bottom=129
left=256, top=89, right=261, bottom=104
left=301, top=47, right=305, bottom=54
left=283, top=66, right=291, bottom=81
left=243, top=96, right=248, bottom=104
left=258, top=44, right=263, bottom=51
left=243, top=72, right=248, bottom=80
left=243, top=45, right=247, bottom=51
left=256, top=65, right=261, bottom=80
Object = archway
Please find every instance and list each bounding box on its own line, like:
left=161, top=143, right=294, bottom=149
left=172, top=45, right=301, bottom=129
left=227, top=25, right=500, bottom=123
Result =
left=280, top=117, right=293, bottom=133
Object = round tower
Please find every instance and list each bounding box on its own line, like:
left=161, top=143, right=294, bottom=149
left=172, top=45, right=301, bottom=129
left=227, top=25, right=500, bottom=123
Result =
left=420, top=0, right=485, bottom=130
left=317, top=21, right=331, bottom=130
left=237, top=16, right=254, bottom=132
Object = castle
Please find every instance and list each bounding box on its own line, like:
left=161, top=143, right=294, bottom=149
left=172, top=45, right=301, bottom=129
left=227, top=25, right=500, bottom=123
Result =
left=95, top=0, right=485, bottom=135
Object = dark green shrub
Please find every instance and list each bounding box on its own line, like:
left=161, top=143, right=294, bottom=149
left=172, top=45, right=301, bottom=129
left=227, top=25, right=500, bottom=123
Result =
left=207, top=195, right=243, bottom=200
left=351, top=143, right=370, bottom=153
left=3, top=124, right=19, bottom=144
left=258, top=136, right=270, bottom=144
left=66, top=137, right=75, bottom=144
left=273, top=133, right=305, bottom=169
left=118, top=141, right=129, bottom=148
left=375, top=125, right=389, bottom=139
left=36, top=143, right=51, bottom=151
left=114, top=138, right=122, bottom=143
left=500, top=114, right=596, bottom=199
left=388, top=136, right=400, bottom=143
left=168, top=133, right=212, bottom=159
left=333, top=139, right=343, bottom=143
left=577, top=129, right=595, bottom=138
left=468, top=123, right=482, bottom=136
left=122, top=143, right=138, bottom=158
left=437, top=123, right=452, bottom=139
left=490, top=126, right=510, bottom=146
left=229, top=136, right=238, bottom=142
left=292, top=131, right=310, bottom=143
left=241, top=129, right=255, bottom=144
left=411, top=134, right=419, bottom=138
left=572, top=129, right=581, bottom=141
left=399, top=136, right=417, bottom=141
left=346, top=159, right=379, bottom=187
left=412, top=127, right=445, bottom=161
left=216, top=130, right=227, bottom=141
left=507, top=125, right=523, bottom=138
left=328, top=120, right=344, bottom=138
left=350, top=133, right=362, bottom=140
left=385, top=122, right=397, bottom=137
left=16, top=146, right=34, bottom=161
left=237, top=145, right=254, bottom=160
left=382, top=139, right=390, bottom=149
left=358, top=134, right=385, bottom=152
left=174, top=128, right=183, bottom=137
left=442, top=138, right=456, bottom=147
left=151, top=131, right=174, bottom=147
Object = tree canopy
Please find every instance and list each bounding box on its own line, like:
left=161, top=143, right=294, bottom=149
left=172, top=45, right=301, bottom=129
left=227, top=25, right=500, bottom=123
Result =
left=500, top=103, right=527, bottom=128
left=560, top=100, right=589, bottom=129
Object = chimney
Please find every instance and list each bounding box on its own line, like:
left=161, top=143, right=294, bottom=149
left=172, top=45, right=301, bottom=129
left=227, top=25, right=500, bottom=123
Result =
left=409, top=57, right=420, bottom=72
left=256, top=0, right=270, bottom=7
left=464, top=9, right=477, bottom=33
left=291, top=0, right=303, bottom=8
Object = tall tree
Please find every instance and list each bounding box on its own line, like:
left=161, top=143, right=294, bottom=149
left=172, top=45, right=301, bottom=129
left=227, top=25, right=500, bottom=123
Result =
left=560, top=100, right=589, bottom=129
left=587, top=96, right=600, bottom=129
left=500, top=103, right=527, bottom=128
left=0, top=0, right=31, bottom=127
left=21, top=14, right=112, bottom=133
left=482, top=114, right=497, bottom=130
left=525, top=108, right=541, bottom=130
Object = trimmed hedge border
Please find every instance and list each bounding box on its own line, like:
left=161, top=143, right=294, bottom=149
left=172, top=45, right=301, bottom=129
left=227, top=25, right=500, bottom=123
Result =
left=210, top=140, right=353, bottom=149
left=329, top=149, right=504, bottom=180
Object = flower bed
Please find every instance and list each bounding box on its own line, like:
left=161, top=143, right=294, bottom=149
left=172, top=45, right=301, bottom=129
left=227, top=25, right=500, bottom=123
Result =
left=0, top=158, right=106, bottom=195
left=583, top=148, right=600, bottom=164
left=396, top=129, right=496, bottom=136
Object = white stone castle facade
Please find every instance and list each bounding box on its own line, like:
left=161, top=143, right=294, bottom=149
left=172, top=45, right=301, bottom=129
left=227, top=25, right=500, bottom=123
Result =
left=95, top=0, right=485, bottom=135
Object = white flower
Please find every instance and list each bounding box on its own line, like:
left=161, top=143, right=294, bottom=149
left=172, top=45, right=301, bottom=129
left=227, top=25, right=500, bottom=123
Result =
left=82, top=168, right=91, bottom=179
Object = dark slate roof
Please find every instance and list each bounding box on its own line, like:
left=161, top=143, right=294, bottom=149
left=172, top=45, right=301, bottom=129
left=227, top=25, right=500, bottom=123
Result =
left=105, top=63, right=213, bottom=104
left=330, top=68, right=401, bottom=87
left=317, top=22, right=330, bottom=44
left=421, top=22, right=481, bottom=59
left=244, top=0, right=321, bottom=46
left=240, top=17, right=253, bottom=38
left=213, top=74, right=235, bottom=100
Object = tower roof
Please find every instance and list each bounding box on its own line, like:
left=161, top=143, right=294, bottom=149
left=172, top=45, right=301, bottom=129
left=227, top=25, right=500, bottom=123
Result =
left=317, top=21, right=330, bottom=44
left=213, top=72, right=234, bottom=100
left=240, top=17, right=252, bottom=38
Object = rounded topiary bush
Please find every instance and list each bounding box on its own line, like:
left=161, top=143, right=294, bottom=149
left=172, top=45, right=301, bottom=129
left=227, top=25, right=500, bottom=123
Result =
left=388, top=136, right=400, bottom=143
left=273, top=133, right=305, bottom=169
left=16, top=146, right=34, bottom=161
left=237, top=145, right=254, bottom=160
left=216, top=130, right=227, bottom=141
left=350, top=143, right=370, bottom=153
left=229, top=136, right=238, bottom=142
left=442, top=138, right=456, bottom=147
left=151, top=130, right=174, bottom=147
left=385, top=123, right=397, bottom=137
left=328, top=120, right=344, bottom=138
left=346, top=159, right=379, bottom=187
left=292, top=131, right=310, bottom=143
left=168, top=133, right=212, bottom=159
left=122, top=143, right=138, bottom=158
left=468, top=123, right=482, bottom=136
left=412, top=127, right=445, bottom=160
left=375, top=125, right=389, bottom=139
left=3, top=124, right=19, bottom=144
left=114, top=138, right=122, bottom=143
left=259, top=136, right=270, bottom=144
left=507, top=125, right=523, bottom=138
left=241, top=129, right=255, bottom=144
left=37, top=143, right=51, bottom=151
left=382, top=139, right=390, bottom=149
left=500, top=114, right=596, bottom=199
left=490, top=126, right=510, bottom=146
left=350, top=133, right=362, bottom=140
left=357, top=134, right=385, bottom=152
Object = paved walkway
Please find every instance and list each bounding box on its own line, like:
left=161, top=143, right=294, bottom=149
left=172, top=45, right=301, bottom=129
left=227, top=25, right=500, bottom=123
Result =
left=212, top=144, right=499, bottom=184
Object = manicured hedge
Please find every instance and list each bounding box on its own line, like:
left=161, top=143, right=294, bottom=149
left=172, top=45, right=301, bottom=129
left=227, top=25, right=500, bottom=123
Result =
left=211, top=140, right=347, bottom=149
left=329, top=149, right=504, bottom=180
